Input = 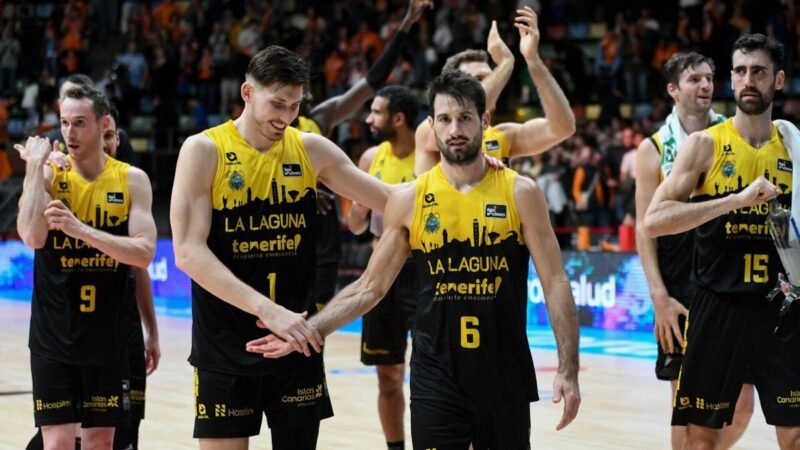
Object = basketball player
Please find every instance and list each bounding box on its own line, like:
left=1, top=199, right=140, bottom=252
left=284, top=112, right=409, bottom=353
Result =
left=248, top=70, right=581, bottom=450
left=645, top=34, right=800, bottom=449
left=414, top=7, right=575, bottom=175
left=635, top=51, right=753, bottom=449
left=347, top=85, right=419, bottom=450
left=170, top=45, right=398, bottom=450
left=17, top=86, right=156, bottom=450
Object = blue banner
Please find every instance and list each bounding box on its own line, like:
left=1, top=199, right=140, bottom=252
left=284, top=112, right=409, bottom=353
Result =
left=1, top=241, right=655, bottom=332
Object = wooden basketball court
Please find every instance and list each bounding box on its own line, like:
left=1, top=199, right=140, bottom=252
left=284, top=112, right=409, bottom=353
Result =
left=0, top=299, right=778, bottom=449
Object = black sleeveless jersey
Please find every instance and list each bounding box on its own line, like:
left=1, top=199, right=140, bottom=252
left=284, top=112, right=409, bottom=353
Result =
left=189, top=122, right=318, bottom=375
left=691, top=119, right=791, bottom=297
left=30, top=156, right=132, bottom=366
left=409, top=166, right=538, bottom=402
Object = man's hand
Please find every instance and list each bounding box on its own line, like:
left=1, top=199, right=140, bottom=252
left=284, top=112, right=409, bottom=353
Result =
left=14, top=136, right=52, bottom=166
left=515, top=6, right=541, bottom=64
left=401, top=0, right=433, bottom=30
left=44, top=200, right=89, bottom=238
left=651, top=290, right=689, bottom=353
left=246, top=332, right=297, bottom=359
left=482, top=153, right=506, bottom=170
left=552, top=372, right=581, bottom=431
left=734, top=176, right=780, bottom=208
left=255, top=305, right=322, bottom=356
left=316, top=190, right=336, bottom=215
left=144, top=334, right=161, bottom=375
left=487, top=20, right=513, bottom=66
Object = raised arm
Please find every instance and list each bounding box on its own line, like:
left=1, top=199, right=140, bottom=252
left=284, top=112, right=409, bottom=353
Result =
left=644, top=131, right=778, bottom=237
left=499, top=7, right=575, bottom=157
left=309, top=0, right=432, bottom=133
left=345, top=146, right=378, bottom=235
left=515, top=175, right=580, bottom=431
left=246, top=185, right=415, bottom=357
left=133, top=266, right=160, bottom=375
left=170, top=134, right=321, bottom=354
left=16, top=137, right=54, bottom=248
left=305, top=132, right=392, bottom=212
left=634, top=138, right=687, bottom=353
left=482, top=20, right=515, bottom=113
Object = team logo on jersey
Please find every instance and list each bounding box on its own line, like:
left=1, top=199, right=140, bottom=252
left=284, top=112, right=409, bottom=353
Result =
left=777, top=159, right=793, bottom=173
left=422, top=192, right=438, bottom=208
left=58, top=181, right=69, bottom=193
left=722, top=161, right=735, bottom=178
left=424, top=212, right=440, bottom=233
left=723, top=144, right=734, bottom=155
left=229, top=171, right=244, bottom=190
left=485, top=204, right=507, bottom=218
left=282, top=163, right=302, bottom=177
left=485, top=140, right=500, bottom=151
left=225, top=152, right=240, bottom=165
left=106, top=192, right=124, bottom=204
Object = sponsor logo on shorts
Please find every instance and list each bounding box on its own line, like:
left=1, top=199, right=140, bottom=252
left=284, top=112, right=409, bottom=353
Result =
left=281, top=384, right=325, bottom=404
left=213, top=403, right=254, bottom=417
left=362, top=343, right=391, bottom=355
left=35, top=399, right=72, bottom=411
left=82, top=395, right=120, bottom=410
left=776, top=390, right=800, bottom=405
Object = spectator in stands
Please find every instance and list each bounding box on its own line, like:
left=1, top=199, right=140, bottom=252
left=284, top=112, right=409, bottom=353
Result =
left=0, top=24, right=20, bottom=96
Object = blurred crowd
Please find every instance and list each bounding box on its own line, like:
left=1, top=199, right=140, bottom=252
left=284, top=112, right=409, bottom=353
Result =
left=1, top=0, right=800, bottom=245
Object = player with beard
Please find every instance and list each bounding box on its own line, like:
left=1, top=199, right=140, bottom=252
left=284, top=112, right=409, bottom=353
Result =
left=414, top=6, right=575, bottom=175
left=346, top=85, right=419, bottom=450
left=635, top=52, right=753, bottom=450
left=170, top=45, right=402, bottom=450
left=645, top=34, right=800, bottom=449
left=248, top=51, right=580, bottom=450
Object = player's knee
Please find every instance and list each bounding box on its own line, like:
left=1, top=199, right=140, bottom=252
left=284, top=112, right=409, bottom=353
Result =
left=376, top=365, right=404, bottom=392
left=734, top=385, right=755, bottom=420
left=685, top=425, right=721, bottom=450
left=775, top=426, right=800, bottom=450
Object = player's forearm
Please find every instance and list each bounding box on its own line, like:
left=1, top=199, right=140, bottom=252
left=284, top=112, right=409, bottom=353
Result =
left=17, top=162, right=50, bottom=247
left=310, top=80, right=374, bottom=133
left=644, top=195, right=739, bottom=238
left=635, top=224, right=669, bottom=303
left=546, top=279, right=580, bottom=377
left=527, top=58, right=575, bottom=139
left=309, top=277, right=385, bottom=337
left=174, top=242, right=272, bottom=317
left=482, top=58, right=514, bottom=113
left=134, top=268, right=159, bottom=340
left=79, top=228, right=155, bottom=268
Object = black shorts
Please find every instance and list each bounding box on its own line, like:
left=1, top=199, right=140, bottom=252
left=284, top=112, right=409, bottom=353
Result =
left=361, top=261, right=417, bottom=365
left=127, top=346, right=146, bottom=421
left=313, top=262, right=338, bottom=311
left=409, top=355, right=531, bottom=450
left=31, top=353, right=130, bottom=428
left=192, top=352, right=334, bottom=439
left=672, top=287, right=800, bottom=428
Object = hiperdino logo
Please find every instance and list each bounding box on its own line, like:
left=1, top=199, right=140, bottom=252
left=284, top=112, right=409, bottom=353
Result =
left=232, top=234, right=302, bottom=254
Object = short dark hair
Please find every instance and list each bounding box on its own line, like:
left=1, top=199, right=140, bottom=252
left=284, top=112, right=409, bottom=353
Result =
left=107, top=102, right=120, bottom=129
left=662, top=52, right=715, bottom=86
left=442, top=49, right=489, bottom=74
left=63, top=86, right=111, bottom=121
left=64, top=73, right=94, bottom=87
left=732, top=33, right=785, bottom=71
left=376, top=85, right=420, bottom=130
left=246, top=45, right=309, bottom=87
left=427, top=71, right=486, bottom=117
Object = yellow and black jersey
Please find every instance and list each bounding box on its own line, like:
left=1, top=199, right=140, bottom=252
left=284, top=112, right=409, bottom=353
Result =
left=295, top=115, right=323, bottom=135
left=190, top=121, right=318, bottom=375
left=692, top=119, right=792, bottom=297
left=482, top=126, right=511, bottom=165
left=368, top=141, right=415, bottom=184
left=409, top=166, right=538, bottom=401
left=30, top=156, right=132, bottom=366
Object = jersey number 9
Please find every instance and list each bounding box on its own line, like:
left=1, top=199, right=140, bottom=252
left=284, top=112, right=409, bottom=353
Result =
left=80, top=285, right=96, bottom=312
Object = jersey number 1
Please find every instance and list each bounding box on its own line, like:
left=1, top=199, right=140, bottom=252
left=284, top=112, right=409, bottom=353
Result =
left=267, top=273, right=277, bottom=302
left=460, top=316, right=480, bottom=349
